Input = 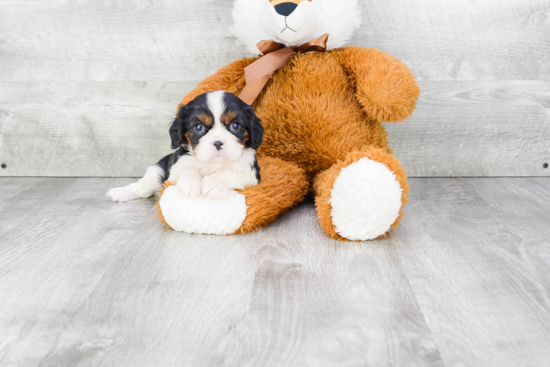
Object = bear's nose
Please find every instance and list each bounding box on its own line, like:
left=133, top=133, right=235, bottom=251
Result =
left=213, top=141, right=224, bottom=151
left=274, top=2, right=298, bottom=16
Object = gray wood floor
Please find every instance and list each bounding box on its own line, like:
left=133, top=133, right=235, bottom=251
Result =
left=0, top=177, right=549, bottom=367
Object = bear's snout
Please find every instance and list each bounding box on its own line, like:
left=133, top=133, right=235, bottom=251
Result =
left=274, top=3, right=297, bottom=17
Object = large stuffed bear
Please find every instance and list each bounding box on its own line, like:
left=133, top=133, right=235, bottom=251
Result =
left=157, top=0, right=420, bottom=241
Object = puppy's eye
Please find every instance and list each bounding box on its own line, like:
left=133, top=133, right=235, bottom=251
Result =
left=229, top=122, right=241, bottom=132
left=194, top=124, right=205, bottom=133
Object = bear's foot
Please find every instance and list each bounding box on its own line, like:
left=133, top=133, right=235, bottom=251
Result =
left=158, top=184, right=248, bottom=235
left=330, top=158, right=402, bottom=240
left=157, top=157, right=309, bottom=235
left=314, top=148, right=409, bottom=241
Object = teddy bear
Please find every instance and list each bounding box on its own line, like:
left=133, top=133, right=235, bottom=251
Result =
left=156, top=0, right=420, bottom=241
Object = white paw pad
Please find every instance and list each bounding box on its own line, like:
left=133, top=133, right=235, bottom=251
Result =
left=329, top=158, right=403, bottom=240
left=159, top=185, right=248, bottom=235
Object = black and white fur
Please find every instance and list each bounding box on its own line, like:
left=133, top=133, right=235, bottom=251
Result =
left=107, top=91, right=264, bottom=202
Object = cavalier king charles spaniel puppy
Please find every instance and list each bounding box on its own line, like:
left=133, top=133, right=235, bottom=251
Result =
left=107, top=91, right=264, bottom=202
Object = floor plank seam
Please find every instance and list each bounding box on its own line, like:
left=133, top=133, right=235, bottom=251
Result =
left=390, top=239, right=448, bottom=367
left=35, top=205, right=158, bottom=366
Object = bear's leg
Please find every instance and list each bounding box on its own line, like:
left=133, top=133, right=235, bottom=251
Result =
left=156, top=157, right=309, bottom=235
left=313, top=147, right=409, bottom=241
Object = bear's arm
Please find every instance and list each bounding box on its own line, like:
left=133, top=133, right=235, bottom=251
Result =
left=338, top=47, right=420, bottom=123
left=178, top=57, right=258, bottom=106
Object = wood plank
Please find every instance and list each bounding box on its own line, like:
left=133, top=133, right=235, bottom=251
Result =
left=474, top=177, right=550, bottom=245
left=37, top=198, right=442, bottom=367
left=0, top=177, right=37, bottom=202
left=0, top=0, right=238, bottom=83
left=390, top=178, right=550, bottom=367
left=2, top=177, right=550, bottom=366
left=0, top=178, right=153, bottom=367
left=0, top=0, right=548, bottom=82
left=1, top=81, right=548, bottom=177
left=358, top=0, right=550, bottom=81
left=388, top=80, right=550, bottom=177
left=0, top=178, right=75, bottom=238
left=1, top=0, right=549, bottom=177
left=0, top=82, right=179, bottom=177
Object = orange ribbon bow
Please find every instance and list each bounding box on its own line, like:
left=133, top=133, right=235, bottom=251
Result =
left=238, top=33, right=329, bottom=105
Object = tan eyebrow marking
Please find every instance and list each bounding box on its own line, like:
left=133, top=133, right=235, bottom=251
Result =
left=222, top=110, right=238, bottom=126
left=196, top=113, right=213, bottom=127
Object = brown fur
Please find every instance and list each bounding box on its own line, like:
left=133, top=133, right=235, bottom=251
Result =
left=313, top=147, right=409, bottom=241
left=155, top=157, right=309, bottom=234
left=222, top=110, right=238, bottom=126
left=165, top=46, right=419, bottom=239
left=239, top=130, right=250, bottom=146
left=183, top=131, right=193, bottom=147
left=233, top=156, right=309, bottom=233
left=156, top=182, right=174, bottom=230
left=197, top=113, right=213, bottom=127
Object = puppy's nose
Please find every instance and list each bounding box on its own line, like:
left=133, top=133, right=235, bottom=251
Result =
left=274, top=2, right=297, bottom=16
left=213, top=141, right=224, bottom=151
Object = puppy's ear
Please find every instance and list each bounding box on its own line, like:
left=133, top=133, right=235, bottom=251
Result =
left=169, top=118, right=182, bottom=149
left=244, top=106, right=264, bottom=150
left=169, top=104, right=189, bottom=149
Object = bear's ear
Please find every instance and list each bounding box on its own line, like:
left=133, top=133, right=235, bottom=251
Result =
left=244, top=105, right=264, bottom=150
left=169, top=104, right=190, bottom=149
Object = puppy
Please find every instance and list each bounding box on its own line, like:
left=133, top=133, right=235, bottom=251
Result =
left=107, top=91, right=264, bottom=203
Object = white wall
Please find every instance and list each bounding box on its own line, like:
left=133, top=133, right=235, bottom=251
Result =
left=0, top=0, right=548, bottom=177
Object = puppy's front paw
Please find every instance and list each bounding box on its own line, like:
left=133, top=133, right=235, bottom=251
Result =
left=201, top=175, right=230, bottom=200
left=107, top=186, right=137, bottom=203
left=177, top=176, right=202, bottom=197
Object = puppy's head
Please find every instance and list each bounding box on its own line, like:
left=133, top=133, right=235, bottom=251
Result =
left=170, top=91, right=264, bottom=161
